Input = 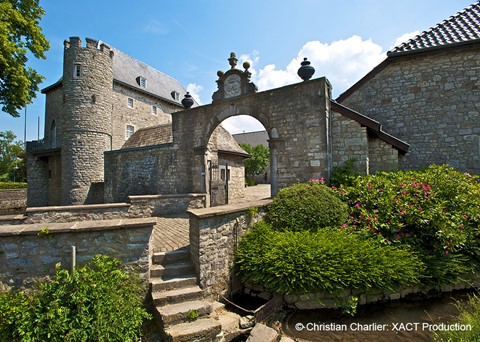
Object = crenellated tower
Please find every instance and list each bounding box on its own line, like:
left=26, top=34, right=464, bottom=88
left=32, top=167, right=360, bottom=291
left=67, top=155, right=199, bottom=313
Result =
left=61, top=37, right=114, bottom=204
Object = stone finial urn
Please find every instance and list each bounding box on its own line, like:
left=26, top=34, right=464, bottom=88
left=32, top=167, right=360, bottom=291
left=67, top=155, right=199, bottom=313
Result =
left=297, top=57, right=315, bottom=81
left=181, top=92, right=194, bottom=109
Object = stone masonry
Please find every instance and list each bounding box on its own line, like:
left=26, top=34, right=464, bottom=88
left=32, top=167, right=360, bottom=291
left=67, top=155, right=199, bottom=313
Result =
left=339, top=43, right=480, bottom=173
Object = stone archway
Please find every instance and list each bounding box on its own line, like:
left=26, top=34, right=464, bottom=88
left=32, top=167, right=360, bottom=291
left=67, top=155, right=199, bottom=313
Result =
left=171, top=75, right=333, bottom=204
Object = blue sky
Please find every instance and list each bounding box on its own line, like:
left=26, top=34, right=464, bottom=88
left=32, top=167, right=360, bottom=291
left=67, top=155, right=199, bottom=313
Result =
left=2, top=0, right=475, bottom=141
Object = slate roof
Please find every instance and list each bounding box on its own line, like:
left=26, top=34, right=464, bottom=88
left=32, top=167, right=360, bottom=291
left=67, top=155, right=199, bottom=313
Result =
left=232, top=131, right=269, bottom=148
left=111, top=47, right=190, bottom=107
left=389, top=1, right=480, bottom=55
left=42, top=38, right=195, bottom=108
left=121, top=124, right=173, bottom=149
left=121, top=123, right=248, bottom=156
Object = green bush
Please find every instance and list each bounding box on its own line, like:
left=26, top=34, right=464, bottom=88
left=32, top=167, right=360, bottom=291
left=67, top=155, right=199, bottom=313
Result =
left=332, top=164, right=480, bottom=283
left=245, top=178, right=255, bottom=187
left=268, top=181, right=348, bottom=232
left=0, top=181, right=27, bottom=189
left=329, top=159, right=359, bottom=187
left=0, top=255, right=151, bottom=341
left=235, top=222, right=424, bottom=294
left=433, top=292, right=480, bottom=342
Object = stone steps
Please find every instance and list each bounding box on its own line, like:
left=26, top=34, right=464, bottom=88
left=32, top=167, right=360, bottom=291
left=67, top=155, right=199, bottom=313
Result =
left=150, top=262, right=194, bottom=278
left=151, top=274, right=198, bottom=292
left=150, top=246, right=223, bottom=341
left=152, top=285, right=204, bottom=306
left=163, top=317, right=222, bottom=342
left=157, top=300, right=213, bottom=326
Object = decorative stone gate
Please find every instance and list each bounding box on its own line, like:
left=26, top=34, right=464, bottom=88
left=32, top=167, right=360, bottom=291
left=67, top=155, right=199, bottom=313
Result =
left=105, top=54, right=407, bottom=205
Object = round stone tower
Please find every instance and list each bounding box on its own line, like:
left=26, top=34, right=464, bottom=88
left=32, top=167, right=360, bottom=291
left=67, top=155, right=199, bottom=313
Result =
left=61, top=37, right=114, bottom=204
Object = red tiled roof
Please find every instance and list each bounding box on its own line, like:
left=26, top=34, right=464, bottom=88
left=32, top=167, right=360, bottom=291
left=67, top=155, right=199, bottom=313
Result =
left=389, top=1, right=480, bottom=55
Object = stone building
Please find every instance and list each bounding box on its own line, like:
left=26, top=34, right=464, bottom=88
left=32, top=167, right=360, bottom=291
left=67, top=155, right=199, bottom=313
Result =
left=26, top=36, right=413, bottom=210
left=26, top=37, right=247, bottom=207
left=338, top=2, right=480, bottom=173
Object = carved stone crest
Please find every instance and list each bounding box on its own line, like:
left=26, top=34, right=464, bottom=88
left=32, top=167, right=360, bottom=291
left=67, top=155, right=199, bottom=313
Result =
left=212, top=52, right=257, bottom=102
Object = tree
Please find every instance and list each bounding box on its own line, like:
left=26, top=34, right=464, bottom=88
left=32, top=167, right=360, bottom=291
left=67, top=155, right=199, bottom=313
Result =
left=239, top=143, right=270, bottom=181
left=0, top=130, right=26, bottom=181
left=0, top=0, right=49, bottom=117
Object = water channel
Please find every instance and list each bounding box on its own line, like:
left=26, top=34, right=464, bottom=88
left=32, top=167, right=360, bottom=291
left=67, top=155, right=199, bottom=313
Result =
left=281, top=290, right=472, bottom=341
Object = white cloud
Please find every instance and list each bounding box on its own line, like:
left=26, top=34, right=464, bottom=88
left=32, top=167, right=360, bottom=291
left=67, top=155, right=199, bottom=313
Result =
left=186, top=83, right=203, bottom=105
left=221, top=115, right=265, bottom=135
left=256, top=35, right=386, bottom=95
left=392, top=31, right=421, bottom=49
left=215, top=36, right=389, bottom=133
left=143, top=20, right=168, bottom=35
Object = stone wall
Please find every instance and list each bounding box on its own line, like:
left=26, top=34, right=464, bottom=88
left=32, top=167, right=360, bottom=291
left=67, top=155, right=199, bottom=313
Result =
left=0, top=189, right=26, bottom=214
left=26, top=156, right=49, bottom=207
left=104, top=144, right=181, bottom=203
left=128, top=193, right=206, bottom=217
left=0, top=218, right=156, bottom=288
left=111, top=82, right=173, bottom=150
left=23, top=203, right=132, bottom=224
left=188, top=199, right=271, bottom=298
left=331, top=111, right=368, bottom=173
left=13, top=194, right=205, bottom=225
left=244, top=277, right=480, bottom=310
left=339, top=46, right=480, bottom=173
left=368, top=136, right=399, bottom=173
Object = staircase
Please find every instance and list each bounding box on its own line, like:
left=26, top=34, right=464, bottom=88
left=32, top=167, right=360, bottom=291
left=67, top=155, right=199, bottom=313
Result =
left=151, top=246, right=222, bottom=342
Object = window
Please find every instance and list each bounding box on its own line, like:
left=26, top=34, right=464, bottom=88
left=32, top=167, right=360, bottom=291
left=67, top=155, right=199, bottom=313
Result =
left=51, top=120, right=57, bottom=147
left=126, top=125, right=135, bottom=139
left=127, top=98, right=134, bottom=108
left=171, top=91, right=180, bottom=101
left=74, top=64, right=81, bottom=78
left=136, top=76, right=147, bottom=88
left=152, top=105, right=157, bottom=115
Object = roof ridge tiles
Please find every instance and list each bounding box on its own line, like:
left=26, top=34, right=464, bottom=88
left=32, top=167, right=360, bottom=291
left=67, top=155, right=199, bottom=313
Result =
left=389, top=1, right=480, bottom=55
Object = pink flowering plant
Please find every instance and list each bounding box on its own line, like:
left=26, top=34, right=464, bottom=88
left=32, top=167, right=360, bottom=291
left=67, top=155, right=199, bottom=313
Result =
left=332, top=164, right=480, bottom=283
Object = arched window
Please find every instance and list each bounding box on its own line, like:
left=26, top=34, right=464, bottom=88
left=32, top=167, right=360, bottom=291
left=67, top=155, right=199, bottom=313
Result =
left=51, top=120, right=57, bottom=147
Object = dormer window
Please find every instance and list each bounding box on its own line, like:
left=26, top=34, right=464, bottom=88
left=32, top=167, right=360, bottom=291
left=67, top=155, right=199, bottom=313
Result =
left=171, top=91, right=180, bottom=101
left=136, top=76, right=147, bottom=88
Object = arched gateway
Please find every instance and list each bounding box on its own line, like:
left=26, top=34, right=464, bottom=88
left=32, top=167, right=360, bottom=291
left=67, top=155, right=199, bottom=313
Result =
left=104, top=54, right=408, bottom=206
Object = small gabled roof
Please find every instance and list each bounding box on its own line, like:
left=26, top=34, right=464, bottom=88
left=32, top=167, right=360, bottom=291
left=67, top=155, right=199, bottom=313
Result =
left=121, top=123, right=249, bottom=157
left=389, top=1, right=480, bottom=56
left=331, top=101, right=410, bottom=154
left=121, top=124, right=173, bottom=150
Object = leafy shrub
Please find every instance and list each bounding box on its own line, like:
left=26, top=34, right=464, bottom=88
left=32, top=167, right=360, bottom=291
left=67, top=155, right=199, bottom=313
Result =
left=332, top=164, right=480, bottom=283
left=0, top=255, right=151, bottom=341
left=329, top=159, right=359, bottom=187
left=433, top=292, right=480, bottom=342
left=0, top=181, right=27, bottom=189
left=268, top=181, right=348, bottom=232
left=334, top=165, right=480, bottom=253
left=235, top=222, right=424, bottom=294
left=245, top=178, right=255, bottom=187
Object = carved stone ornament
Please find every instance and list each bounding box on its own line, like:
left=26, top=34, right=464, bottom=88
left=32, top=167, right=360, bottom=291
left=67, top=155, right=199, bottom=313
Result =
left=212, top=52, right=257, bottom=102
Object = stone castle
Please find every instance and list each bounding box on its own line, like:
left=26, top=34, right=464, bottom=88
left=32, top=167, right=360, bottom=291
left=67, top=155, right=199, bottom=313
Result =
left=26, top=37, right=248, bottom=207
left=25, top=2, right=480, bottom=210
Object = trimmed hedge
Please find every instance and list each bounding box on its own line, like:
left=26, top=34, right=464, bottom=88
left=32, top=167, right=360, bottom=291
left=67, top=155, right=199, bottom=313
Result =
left=268, top=181, right=348, bottom=232
left=235, top=222, right=424, bottom=295
left=0, top=182, right=27, bottom=189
